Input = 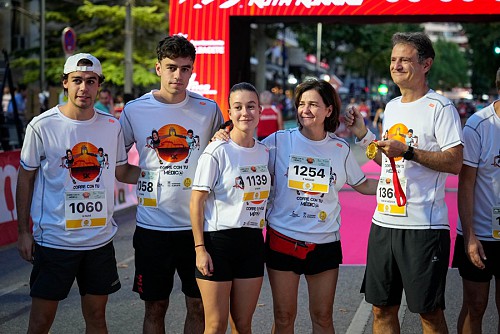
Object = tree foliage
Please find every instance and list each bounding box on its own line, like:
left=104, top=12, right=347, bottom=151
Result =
left=428, top=39, right=468, bottom=91
left=11, top=0, right=168, bottom=93
left=290, top=22, right=497, bottom=96
left=289, top=23, right=422, bottom=89
left=462, top=22, right=500, bottom=95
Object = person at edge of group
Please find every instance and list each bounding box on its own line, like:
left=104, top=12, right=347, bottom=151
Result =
left=213, top=78, right=378, bottom=333
left=119, top=35, right=224, bottom=334
left=345, top=31, right=463, bottom=334
left=190, top=82, right=269, bottom=334
left=94, top=88, right=114, bottom=115
left=16, top=53, right=141, bottom=334
left=256, top=90, right=284, bottom=141
left=452, top=66, right=500, bottom=334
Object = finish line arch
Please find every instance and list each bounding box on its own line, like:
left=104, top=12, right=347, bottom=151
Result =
left=170, top=0, right=500, bottom=114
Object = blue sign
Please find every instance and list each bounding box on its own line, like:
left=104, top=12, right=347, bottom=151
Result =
left=62, top=27, right=77, bottom=55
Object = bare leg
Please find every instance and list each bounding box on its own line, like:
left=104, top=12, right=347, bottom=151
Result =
left=420, top=308, right=448, bottom=334
left=81, top=294, right=109, bottom=334
left=267, top=268, right=300, bottom=334
left=196, top=278, right=232, bottom=334
left=230, top=277, right=264, bottom=334
left=372, top=304, right=400, bottom=334
left=143, top=299, right=168, bottom=334
left=457, top=279, right=489, bottom=334
left=185, top=295, right=204, bottom=334
left=305, top=269, right=338, bottom=334
left=27, top=297, right=59, bottom=334
left=495, top=278, right=500, bottom=334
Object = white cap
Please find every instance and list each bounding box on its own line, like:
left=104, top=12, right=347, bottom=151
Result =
left=63, top=53, right=103, bottom=77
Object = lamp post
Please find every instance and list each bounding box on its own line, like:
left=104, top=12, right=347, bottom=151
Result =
left=124, top=0, right=134, bottom=95
left=40, top=0, right=45, bottom=93
left=316, top=22, right=322, bottom=78
left=0, top=1, right=45, bottom=94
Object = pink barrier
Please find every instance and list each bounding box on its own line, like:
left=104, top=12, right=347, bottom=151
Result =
left=0, top=147, right=139, bottom=247
left=340, top=160, right=458, bottom=265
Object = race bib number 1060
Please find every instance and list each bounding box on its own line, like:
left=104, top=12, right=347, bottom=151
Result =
left=65, top=190, right=107, bottom=230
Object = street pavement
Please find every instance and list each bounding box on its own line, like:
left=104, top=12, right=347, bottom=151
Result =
left=1, top=206, right=498, bottom=334
left=1, top=134, right=498, bottom=333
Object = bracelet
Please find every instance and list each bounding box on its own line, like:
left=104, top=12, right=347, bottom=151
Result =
left=194, top=244, right=205, bottom=248
left=354, top=129, right=376, bottom=149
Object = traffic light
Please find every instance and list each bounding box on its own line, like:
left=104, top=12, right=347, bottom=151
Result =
left=378, top=83, right=388, bottom=96
left=494, top=40, right=500, bottom=55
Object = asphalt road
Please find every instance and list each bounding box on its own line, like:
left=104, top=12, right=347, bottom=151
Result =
left=1, top=134, right=498, bottom=333
left=1, top=205, right=499, bottom=334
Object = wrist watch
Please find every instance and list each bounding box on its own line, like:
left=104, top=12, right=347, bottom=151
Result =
left=403, top=146, right=415, bottom=160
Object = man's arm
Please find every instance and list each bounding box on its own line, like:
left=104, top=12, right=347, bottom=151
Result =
left=412, top=145, right=462, bottom=174
left=377, top=140, right=463, bottom=175
left=115, top=163, right=141, bottom=184
left=457, top=164, right=486, bottom=269
left=16, top=167, right=37, bottom=262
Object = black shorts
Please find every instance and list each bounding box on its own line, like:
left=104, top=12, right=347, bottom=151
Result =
left=30, top=242, right=120, bottom=301
left=452, top=234, right=500, bottom=282
left=361, top=224, right=450, bottom=314
left=133, top=226, right=201, bottom=300
left=195, top=228, right=265, bottom=282
left=265, top=236, right=342, bottom=276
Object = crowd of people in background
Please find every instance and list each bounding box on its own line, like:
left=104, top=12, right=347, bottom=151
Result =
left=7, top=31, right=500, bottom=334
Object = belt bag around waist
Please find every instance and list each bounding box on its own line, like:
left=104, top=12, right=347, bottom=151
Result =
left=268, top=227, right=316, bottom=260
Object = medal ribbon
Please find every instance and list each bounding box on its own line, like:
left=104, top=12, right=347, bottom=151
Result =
left=366, top=141, right=406, bottom=207
left=388, top=157, right=406, bottom=207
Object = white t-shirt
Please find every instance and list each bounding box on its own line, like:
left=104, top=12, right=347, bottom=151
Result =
left=20, top=106, right=128, bottom=250
left=263, top=128, right=366, bottom=244
left=192, top=139, right=270, bottom=231
left=120, top=90, right=224, bottom=231
left=456, top=103, right=500, bottom=240
left=373, top=89, right=463, bottom=230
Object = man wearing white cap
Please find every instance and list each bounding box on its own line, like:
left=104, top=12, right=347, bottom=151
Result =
left=16, top=53, right=140, bottom=333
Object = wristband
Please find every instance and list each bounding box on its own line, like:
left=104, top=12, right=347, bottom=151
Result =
left=354, top=129, right=376, bottom=149
left=194, top=244, right=205, bottom=248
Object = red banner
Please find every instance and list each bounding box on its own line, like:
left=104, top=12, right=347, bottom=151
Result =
left=0, top=150, right=21, bottom=246
left=0, top=149, right=139, bottom=247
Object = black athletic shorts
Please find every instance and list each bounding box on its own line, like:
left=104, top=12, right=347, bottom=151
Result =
left=265, top=236, right=342, bottom=276
left=195, top=227, right=265, bottom=282
left=452, top=234, right=500, bottom=282
left=30, top=242, right=120, bottom=301
left=361, top=224, right=449, bottom=314
left=133, top=226, right=201, bottom=300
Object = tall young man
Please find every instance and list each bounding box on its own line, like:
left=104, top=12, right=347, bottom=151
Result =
left=119, top=35, right=224, bottom=334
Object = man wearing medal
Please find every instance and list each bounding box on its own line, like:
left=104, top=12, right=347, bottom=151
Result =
left=346, top=32, right=463, bottom=334
left=16, top=53, right=140, bottom=333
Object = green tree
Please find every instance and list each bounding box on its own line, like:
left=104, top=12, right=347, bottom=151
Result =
left=462, top=23, right=500, bottom=96
left=428, top=39, right=468, bottom=91
left=289, top=23, right=422, bottom=91
left=11, top=0, right=168, bottom=92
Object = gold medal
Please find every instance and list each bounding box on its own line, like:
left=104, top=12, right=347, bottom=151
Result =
left=366, top=141, right=378, bottom=160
